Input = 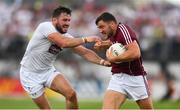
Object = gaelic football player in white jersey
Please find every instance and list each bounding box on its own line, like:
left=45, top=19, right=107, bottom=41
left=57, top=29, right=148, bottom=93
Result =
left=20, top=6, right=111, bottom=109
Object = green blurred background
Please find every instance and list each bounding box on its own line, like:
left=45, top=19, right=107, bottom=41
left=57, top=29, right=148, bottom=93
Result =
left=1, top=97, right=180, bottom=109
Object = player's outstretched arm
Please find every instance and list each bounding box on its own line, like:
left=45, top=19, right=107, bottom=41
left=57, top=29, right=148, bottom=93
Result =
left=72, top=45, right=111, bottom=67
left=48, top=32, right=101, bottom=48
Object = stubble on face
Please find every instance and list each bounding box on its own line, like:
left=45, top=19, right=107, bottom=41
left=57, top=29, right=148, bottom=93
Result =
left=107, top=26, right=114, bottom=38
left=55, top=23, right=65, bottom=34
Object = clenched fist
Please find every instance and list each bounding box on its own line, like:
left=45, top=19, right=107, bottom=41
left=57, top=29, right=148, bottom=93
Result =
left=94, top=40, right=112, bottom=51
left=85, top=36, right=101, bottom=43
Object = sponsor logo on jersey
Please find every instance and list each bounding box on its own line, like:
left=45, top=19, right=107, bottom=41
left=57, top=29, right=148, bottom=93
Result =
left=48, top=44, right=62, bottom=55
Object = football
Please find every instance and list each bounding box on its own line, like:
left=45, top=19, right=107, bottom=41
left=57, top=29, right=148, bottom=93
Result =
left=108, top=43, right=126, bottom=56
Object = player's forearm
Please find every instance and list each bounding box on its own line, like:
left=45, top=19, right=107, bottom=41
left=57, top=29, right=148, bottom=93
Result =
left=83, top=50, right=102, bottom=65
left=73, top=46, right=111, bottom=66
left=111, top=46, right=140, bottom=63
left=77, top=47, right=104, bottom=65
left=73, top=46, right=102, bottom=64
left=112, top=41, right=141, bottom=63
left=114, top=50, right=140, bottom=62
left=57, top=37, right=85, bottom=48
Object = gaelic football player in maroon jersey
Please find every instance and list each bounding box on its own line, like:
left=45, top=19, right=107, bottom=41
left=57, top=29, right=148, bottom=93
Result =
left=95, top=12, right=153, bottom=109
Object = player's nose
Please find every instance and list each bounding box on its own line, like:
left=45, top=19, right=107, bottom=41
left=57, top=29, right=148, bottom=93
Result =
left=99, top=29, right=103, bottom=33
left=65, top=21, right=70, bottom=25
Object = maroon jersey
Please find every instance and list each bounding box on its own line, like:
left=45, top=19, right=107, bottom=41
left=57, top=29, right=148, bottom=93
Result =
left=110, top=23, right=147, bottom=76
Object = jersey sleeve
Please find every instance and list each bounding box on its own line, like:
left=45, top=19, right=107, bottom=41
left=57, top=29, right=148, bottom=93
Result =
left=118, top=24, right=137, bottom=45
left=38, top=22, right=58, bottom=38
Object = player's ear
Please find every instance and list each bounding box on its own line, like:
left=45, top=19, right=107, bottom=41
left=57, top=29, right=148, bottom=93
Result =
left=52, top=17, right=57, bottom=23
left=110, top=21, right=115, bottom=27
left=109, top=21, right=115, bottom=29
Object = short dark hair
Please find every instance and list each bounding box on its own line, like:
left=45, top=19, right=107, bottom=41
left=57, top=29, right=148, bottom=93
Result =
left=52, top=6, right=71, bottom=18
left=95, top=12, right=117, bottom=25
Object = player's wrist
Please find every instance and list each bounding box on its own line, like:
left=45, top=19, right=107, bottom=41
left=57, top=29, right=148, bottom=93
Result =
left=82, top=37, right=88, bottom=43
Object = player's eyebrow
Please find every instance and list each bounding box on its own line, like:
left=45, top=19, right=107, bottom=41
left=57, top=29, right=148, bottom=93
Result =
left=98, top=25, right=104, bottom=28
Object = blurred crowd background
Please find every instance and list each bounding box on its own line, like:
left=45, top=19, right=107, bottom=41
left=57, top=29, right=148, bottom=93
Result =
left=0, top=0, right=180, bottom=101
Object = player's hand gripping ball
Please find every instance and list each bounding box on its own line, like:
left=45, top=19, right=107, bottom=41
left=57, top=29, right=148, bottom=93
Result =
left=108, top=43, right=126, bottom=56
left=106, top=43, right=126, bottom=63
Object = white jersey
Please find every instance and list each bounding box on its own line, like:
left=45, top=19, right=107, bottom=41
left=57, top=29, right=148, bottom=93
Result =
left=20, top=22, right=73, bottom=72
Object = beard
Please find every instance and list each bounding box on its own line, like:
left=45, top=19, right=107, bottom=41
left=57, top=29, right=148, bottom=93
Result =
left=55, top=24, right=67, bottom=34
left=108, top=31, right=114, bottom=38
left=106, top=28, right=114, bottom=39
left=107, top=28, right=116, bottom=38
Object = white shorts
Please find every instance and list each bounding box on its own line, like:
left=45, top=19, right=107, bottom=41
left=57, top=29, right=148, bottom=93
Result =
left=107, top=73, right=150, bottom=101
left=20, top=65, right=61, bottom=99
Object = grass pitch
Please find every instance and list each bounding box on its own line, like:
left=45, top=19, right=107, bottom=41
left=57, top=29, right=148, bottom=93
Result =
left=0, top=97, right=180, bottom=109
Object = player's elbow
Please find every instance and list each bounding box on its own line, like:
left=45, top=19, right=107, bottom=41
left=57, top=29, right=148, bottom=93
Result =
left=136, top=52, right=141, bottom=59
left=130, top=40, right=141, bottom=59
left=133, top=50, right=141, bottom=59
